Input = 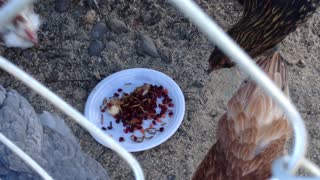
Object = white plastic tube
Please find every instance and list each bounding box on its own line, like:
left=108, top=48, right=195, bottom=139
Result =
left=169, top=0, right=317, bottom=175
left=0, top=133, right=53, bottom=180
left=0, top=56, right=145, bottom=180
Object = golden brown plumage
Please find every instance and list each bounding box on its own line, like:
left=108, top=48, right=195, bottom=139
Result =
left=193, top=52, right=291, bottom=180
left=208, top=0, right=319, bottom=72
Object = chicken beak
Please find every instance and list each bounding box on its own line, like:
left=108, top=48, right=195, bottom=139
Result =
left=24, top=28, right=39, bottom=48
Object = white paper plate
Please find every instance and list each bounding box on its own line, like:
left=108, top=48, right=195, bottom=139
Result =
left=84, top=68, right=185, bottom=152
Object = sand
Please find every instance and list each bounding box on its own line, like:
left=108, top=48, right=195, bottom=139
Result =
left=0, top=0, right=319, bottom=179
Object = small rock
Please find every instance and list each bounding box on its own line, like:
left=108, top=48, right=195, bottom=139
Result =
left=82, top=10, right=97, bottom=24
left=22, top=50, right=33, bottom=61
left=93, top=71, right=102, bottom=80
left=106, top=41, right=119, bottom=51
left=192, top=80, right=204, bottom=88
left=141, top=11, right=161, bottom=26
left=84, top=0, right=100, bottom=9
left=137, top=34, right=158, bottom=57
left=106, top=31, right=116, bottom=41
left=159, top=49, right=172, bottom=64
left=107, top=18, right=128, bottom=34
left=167, top=175, right=176, bottom=180
left=88, top=40, right=104, bottom=56
left=91, top=23, right=107, bottom=40
left=297, top=60, right=306, bottom=68
left=55, top=0, right=70, bottom=13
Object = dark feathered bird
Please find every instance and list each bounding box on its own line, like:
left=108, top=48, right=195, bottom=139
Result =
left=193, top=52, right=291, bottom=180
left=208, top=0, right=319, bottom=72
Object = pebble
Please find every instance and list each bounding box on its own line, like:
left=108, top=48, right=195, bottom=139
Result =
left=137, top=34, right=158, bottom=57
left=91, top=23, right=107, bottom=40
left=55, top=0, right=70, bottom=13
left=159, top=49, right=172, bottom=64
left=167, top=175, right=176, bottom=180
left=297, top=59, right=306, bottom=68
left=88, top=40, right=104, bottom=56
left=106, top=31, right=116, bottom=41
left=107, top=18, right=128, bottom=34
left=106, top=41, right=119, bottom=51
left=82, top=10, right=97, bottom=24
left=141, top=11, right=161, bottom=26
left=22, top=50, right=33, bottom=61
left=192, top=80, right=204, bottom=88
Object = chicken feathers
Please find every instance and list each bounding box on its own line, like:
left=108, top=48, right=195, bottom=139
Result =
left=208, top=0, right=319, bottom=72
left=193, top=52, right=291, bottom=180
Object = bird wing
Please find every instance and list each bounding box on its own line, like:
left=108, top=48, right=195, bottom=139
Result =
left=222, top=52, right=291, bottom=178
left=193, top=52, right=291, bottom=180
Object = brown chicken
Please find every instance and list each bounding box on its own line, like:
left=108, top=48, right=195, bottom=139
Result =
left=193, top=52, right=291, bottom=180
left=208, top=0, right=319, bottom=72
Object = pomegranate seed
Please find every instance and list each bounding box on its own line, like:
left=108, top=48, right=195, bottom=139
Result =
left=116, top=119, right=120, bottom=123
left=101, top=108, right=106, bottom=112
left=124, top=129, right=129, bottom=133
left=129, top=127, right=134, bottom=133
left=107, top=103, right=112, bottom=108
left=168, top=103, right=174, bottom=107
left=169, top=112, right=173, bottom=117
left=101, top=127, right=107, bottom=130
left=114, top=93, right=119, bottom=97
left=152, top=121, right=156, bottom=125
left=107, top=126, right=112, bottom=130
left=119, top=137, right=125, bottom=142
left=118, top=88, right=123, bottom=92
left=124, top=93, right=129, bottom=96
left=136, top=125, right=143, bottom=130
left=159, top=127, right=164, bottom=132
left=133, top=136, right=138, bottom=142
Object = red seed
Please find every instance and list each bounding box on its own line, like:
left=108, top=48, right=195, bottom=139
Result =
left=118, top=88, right=123, bottom=92
left=169, top=112, right=173, bottom=117
left=119, top=137, right=125, bottom=142
left=136, top=125, right=143, bottom=130
left=101, top=127, right=107, bottom=130
left=133, top=136, right=138, bottom=141
left=124, top=128, right=129, bottom=133
left=163, top=89, right=168, bottom=95
left=114, top=93, right=119, bottom=97
left=100, top=108, right=106, bottom=112
left=168, top=103, right=174, bottom=107
left=107, top=126, right=112, bottom=130
left=152, top=121, right=157, bottom=125
left=116, top=119, right=120, bottom=123
left=159, top=127, right=164, bottom=132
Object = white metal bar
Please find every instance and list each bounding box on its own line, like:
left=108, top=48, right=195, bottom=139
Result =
left=0, top=133, right=53, bottom=180
left=0, top=0, right=34, bottom=27
left=169, top=0, right=318, bottom=175
left=0, top=56, right=145, bottom=180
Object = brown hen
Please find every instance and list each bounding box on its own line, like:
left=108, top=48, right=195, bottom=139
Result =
left=193, top=52, right=291, bottom=180
left=208, top=0, right=319, bottom=72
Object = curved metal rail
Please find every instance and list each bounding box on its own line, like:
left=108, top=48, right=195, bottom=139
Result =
left=0, top=0, right=144, bottom=179
left=0, top=0, right=320, bottom=179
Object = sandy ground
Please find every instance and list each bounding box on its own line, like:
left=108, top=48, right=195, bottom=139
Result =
left=0, top=0, right=320, bottom=179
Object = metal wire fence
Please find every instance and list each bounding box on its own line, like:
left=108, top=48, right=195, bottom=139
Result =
left=0, top=0, right=319, bottom=179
